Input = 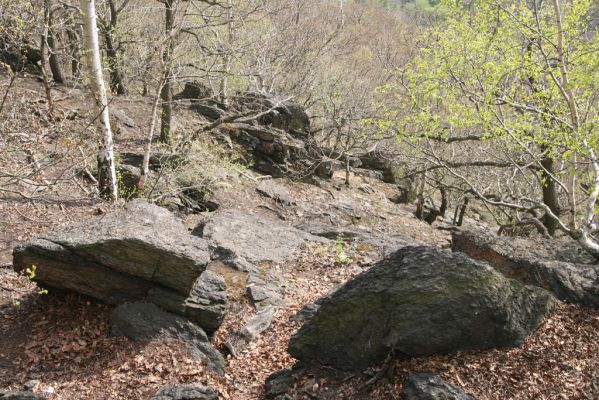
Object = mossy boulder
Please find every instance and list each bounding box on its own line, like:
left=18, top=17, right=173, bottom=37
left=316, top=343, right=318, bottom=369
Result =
left=13, top=200, right=210, bottom=304
left=288, top=246, right=556, bottom=371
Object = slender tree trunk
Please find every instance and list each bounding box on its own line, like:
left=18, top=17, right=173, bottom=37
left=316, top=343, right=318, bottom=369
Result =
left=220, top=0, right=233, bottom=106
left=65, top=12, right=81, bottom=78
left=80, top=0, right=118, bottom=200
left=539, top=154, right=560, bottom=236
left=456, top=197, right=469, bottom=226
left=345, top=156, right=350, bottom=187
left=552, top=0, right=580, bottom=231
left=415, top=173, right=426, bottom=220
left=47, top=11, right=65, bottom=84
left=103, top=0, right=127, bottom=95
left=439, top=187, right=448, bottom=218
left=40, top=0, right=54, bottom=114
left=160, top=0, right=176, bottom=144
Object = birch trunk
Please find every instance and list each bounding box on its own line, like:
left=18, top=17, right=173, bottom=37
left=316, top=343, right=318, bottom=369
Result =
left=80, top=0, right=118, bottom=200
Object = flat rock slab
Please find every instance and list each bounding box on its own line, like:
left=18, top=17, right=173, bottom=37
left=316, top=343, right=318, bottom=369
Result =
left=402, top=374, right=475, bottom=400
left=288, top=246, right=556, bottom=371
left=295, top=222, right=415, bottom=258
left=198, top=209, right=318, bottom=266
left=109, top=302, right=225, bottom=374
left=150, top=384, right=218, bottom=400
left=256, top=180, right=296, bottom=206
left=0, top=392, right=48, bottom=400
left=225, top=306, right=276, bottom=356
left=13, top=200, right=210, bottom=304
left=452, top=229, right=599, bottom=307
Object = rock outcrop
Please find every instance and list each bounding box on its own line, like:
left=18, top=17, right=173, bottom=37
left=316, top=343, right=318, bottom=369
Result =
left=402, top=374, right=475, bottom=400
left=256, top=180, right=296, bottom=206
left=0, top=391, right=48, bottom=400
left=147, top=270, right=228, bottom=333
left=177, top=88, right=312, bottom=177
left=150, top=384, right=218, bottom=400
left=109, top=302, right=225, bottom=374
left=452, top=229, right=599, bottom=307
left=197, top=209, right=318, bottom=269
left=288, top=246, right=556, bottom=370
left=13, top=200, right=210, bottom=305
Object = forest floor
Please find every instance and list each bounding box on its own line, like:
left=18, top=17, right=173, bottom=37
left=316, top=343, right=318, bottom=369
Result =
left=1, top=75, right=598, bottom=399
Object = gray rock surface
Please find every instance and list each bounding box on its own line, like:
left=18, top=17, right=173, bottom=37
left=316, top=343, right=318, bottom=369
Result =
left=402, top=374, right=475, bottom=400
left=246, top=268, right=287, bottom=311
left=173, top=81, right=213, bottom=101
left=0, top=392, right=48, bottom=400
left=148, top=270, right=228, bottom=333
left=110, top=109, right=136, bottom=128
left=109, top=302, right=225, bottom=374
left=295, top=222, right=365, bottom=240
left=295, top=221, right=414, bottom=259
left=225, top=306, right=276, bottom=356
left=264, top=368, right=296, bottom=399
left=199, top=209, right=317, bottom=266
left=13, top=200, right=210, bottom=304
left=452, top=229, right=599, bottom=307
left=288, top=246, right=556, bottom=370
left=190, top=102, right=227, bottom=121
left=150, top=383, right=218, bottom=400
left=256, top=180, right=296, bottom=206
left=230, top=92, right=310, bottom=135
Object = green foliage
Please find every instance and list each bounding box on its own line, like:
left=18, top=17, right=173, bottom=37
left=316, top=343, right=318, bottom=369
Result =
left=334, top=234, right=350, bottom=265
left=389, top=0, right=598, bottom=156
left=381, top=0, right=598, bottom=228
left=22, top=265, right=48, bottom=295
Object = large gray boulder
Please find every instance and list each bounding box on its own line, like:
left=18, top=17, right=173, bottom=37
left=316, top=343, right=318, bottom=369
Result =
left=288, top=246, right=556, bottom=371
left=402, top=374, right=475, bottom=400
left=13, top=200, right=210, bottom=304
left=452, top=229, right=599, bottom=307
left=110, top=302, right=225, bottom=374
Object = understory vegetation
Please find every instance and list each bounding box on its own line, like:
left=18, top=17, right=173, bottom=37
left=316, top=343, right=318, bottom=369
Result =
left=1, top=0, right=596, bottom=255
left=1, top=1, right=598, bottom=399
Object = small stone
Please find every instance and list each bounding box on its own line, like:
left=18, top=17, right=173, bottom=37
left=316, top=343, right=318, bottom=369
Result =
left=225, top=306, right=276, bottom=356
left=402, top=373, right=475, bottom=400
left=22, top=381, right=40, bottom=391
left=150, top=383, right=218, bottom=400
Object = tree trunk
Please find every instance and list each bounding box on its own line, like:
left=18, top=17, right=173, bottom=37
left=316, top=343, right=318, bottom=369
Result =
left=456, top=197, right=469, bottom=226
left=415, top=173, right=426, bottom=220
left=219, top=0, right=233, bottom=106
left=103, top=0, right=127, bottom=95
left=439, top=187, right=448, bottom=218
left=539, top=154, right=560, bottom=236
left=65, top=12, right=81, bottom=78
left=159, top=0, right=176, bottom=144
left=40, top=0, right=54, bottom=114
left=47, top=11, right=65, bottom=84
left=80, top=0, right=118, bottom=200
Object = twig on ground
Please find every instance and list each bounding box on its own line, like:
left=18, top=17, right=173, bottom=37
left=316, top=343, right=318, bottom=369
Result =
left=362, top=350, right=396, bottom=388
